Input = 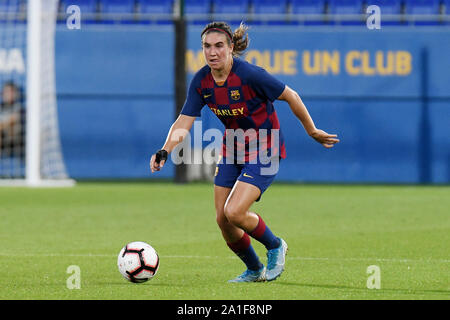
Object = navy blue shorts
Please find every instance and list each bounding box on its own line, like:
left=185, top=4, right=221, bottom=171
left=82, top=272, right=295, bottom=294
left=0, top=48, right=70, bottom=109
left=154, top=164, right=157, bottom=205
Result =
left=214, top=156, right=280, bottom=201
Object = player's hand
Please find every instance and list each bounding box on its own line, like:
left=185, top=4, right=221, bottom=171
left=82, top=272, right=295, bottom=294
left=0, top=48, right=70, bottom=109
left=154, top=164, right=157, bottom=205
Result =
left=150, top=154, right=164, bottom=173
left=309, top=129, right=340, bottom=148
left=150, top=149, right=168, bottom=173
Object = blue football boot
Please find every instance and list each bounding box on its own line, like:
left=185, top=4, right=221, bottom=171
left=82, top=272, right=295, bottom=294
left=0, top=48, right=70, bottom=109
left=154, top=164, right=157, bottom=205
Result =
left=228, top=265, right=266, bottom=283
left=266, top=238, right=288, bottom=281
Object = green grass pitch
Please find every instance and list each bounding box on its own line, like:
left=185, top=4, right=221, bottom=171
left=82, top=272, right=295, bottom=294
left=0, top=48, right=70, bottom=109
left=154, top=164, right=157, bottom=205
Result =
left=0, top=182, right=448, bottom=300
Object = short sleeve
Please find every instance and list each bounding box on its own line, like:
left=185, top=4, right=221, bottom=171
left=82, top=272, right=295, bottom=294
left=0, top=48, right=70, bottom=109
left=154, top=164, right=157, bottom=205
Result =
left=250, top=66, right=286, bottom=102
left=180, top=76, right=204, bottom=117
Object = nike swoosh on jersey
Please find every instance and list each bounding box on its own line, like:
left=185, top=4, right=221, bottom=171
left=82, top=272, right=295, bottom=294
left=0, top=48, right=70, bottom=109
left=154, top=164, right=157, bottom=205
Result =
left=243, top=173, right=253, bottom=178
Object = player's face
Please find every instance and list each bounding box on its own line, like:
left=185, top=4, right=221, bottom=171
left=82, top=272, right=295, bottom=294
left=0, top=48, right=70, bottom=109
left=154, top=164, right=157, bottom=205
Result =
left=202, top=32, right=233, bottom=71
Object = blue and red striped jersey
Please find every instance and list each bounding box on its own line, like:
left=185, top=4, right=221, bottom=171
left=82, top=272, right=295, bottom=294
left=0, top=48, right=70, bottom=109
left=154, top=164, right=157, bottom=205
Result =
left=181, top=57, right=286, bottom=161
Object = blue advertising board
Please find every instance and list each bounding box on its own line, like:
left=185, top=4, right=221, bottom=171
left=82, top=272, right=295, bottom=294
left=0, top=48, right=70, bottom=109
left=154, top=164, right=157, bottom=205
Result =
left=54, top=25, right=450, bottom=183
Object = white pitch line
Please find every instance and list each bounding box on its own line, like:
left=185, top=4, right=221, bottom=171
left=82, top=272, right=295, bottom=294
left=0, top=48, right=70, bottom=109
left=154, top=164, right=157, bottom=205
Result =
left=165, top=255, right=450, bottom=264
left=0, top=253, right=448, bottom=263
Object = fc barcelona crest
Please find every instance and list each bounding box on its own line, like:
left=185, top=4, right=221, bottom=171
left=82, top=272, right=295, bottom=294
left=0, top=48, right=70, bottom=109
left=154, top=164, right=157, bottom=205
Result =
left=230, top=89, right=240, bottom=101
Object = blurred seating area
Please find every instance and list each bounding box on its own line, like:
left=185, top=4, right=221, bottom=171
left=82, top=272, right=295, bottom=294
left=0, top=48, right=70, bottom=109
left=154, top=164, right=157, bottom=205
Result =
left=1, top=0, right=449, bottom=25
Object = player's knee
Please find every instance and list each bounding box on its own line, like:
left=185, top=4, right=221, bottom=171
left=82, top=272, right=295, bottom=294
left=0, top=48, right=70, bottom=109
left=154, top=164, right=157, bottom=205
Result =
left=215, top=210, right=228, bottom=229
left=223, top=204, right=246, bottom=227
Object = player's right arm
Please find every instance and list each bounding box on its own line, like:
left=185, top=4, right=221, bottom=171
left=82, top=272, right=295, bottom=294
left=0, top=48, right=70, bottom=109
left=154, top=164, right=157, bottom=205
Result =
left=150, top=114, right=196, bottom=173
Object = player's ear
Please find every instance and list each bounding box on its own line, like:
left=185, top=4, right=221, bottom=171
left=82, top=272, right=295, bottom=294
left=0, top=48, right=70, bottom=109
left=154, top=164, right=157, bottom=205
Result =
left=229, top=42, right=234, bottom=54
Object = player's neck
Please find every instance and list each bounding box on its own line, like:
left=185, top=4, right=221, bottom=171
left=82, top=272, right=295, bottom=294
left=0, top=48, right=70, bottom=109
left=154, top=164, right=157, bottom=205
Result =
left=211, top=57, right=233, bottom=83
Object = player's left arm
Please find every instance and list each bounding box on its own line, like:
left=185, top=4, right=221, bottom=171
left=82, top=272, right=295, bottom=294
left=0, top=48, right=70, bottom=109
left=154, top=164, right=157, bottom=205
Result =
left=277, top=85, right=339, bottom=148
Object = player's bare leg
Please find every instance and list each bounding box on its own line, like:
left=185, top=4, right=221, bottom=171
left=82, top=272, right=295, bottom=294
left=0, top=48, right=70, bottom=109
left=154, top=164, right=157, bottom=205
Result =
left=214, top=185, right=265, bottom=282
left=215, top=185, right=243, bottom=243
left=223, top=181, right=260, bottom=232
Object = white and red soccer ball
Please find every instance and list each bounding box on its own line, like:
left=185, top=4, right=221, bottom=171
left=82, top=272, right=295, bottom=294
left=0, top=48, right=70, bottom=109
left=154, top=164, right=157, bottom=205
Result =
left=117, top=241, right=159, bottom=283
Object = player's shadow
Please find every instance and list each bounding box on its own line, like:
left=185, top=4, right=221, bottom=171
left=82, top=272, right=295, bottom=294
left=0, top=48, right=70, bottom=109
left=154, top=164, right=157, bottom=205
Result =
left=93, top=280, right=190, bottom=288
left=275, top=281, right=450, bottom=296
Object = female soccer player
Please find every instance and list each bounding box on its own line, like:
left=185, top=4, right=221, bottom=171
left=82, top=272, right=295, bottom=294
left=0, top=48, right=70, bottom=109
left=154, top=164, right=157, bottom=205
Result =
left=150, top=22, right=339, bottom=282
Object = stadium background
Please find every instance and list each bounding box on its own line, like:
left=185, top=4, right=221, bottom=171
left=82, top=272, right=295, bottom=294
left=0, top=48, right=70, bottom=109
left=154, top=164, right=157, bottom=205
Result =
left=4, top=0, right=450, bottom=184
left=54, top=0, right=450, bottom=185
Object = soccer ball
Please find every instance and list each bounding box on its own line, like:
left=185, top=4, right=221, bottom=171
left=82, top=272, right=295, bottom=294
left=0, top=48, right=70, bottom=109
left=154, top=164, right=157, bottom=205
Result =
left=117, top=241, right=160, bottom=283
